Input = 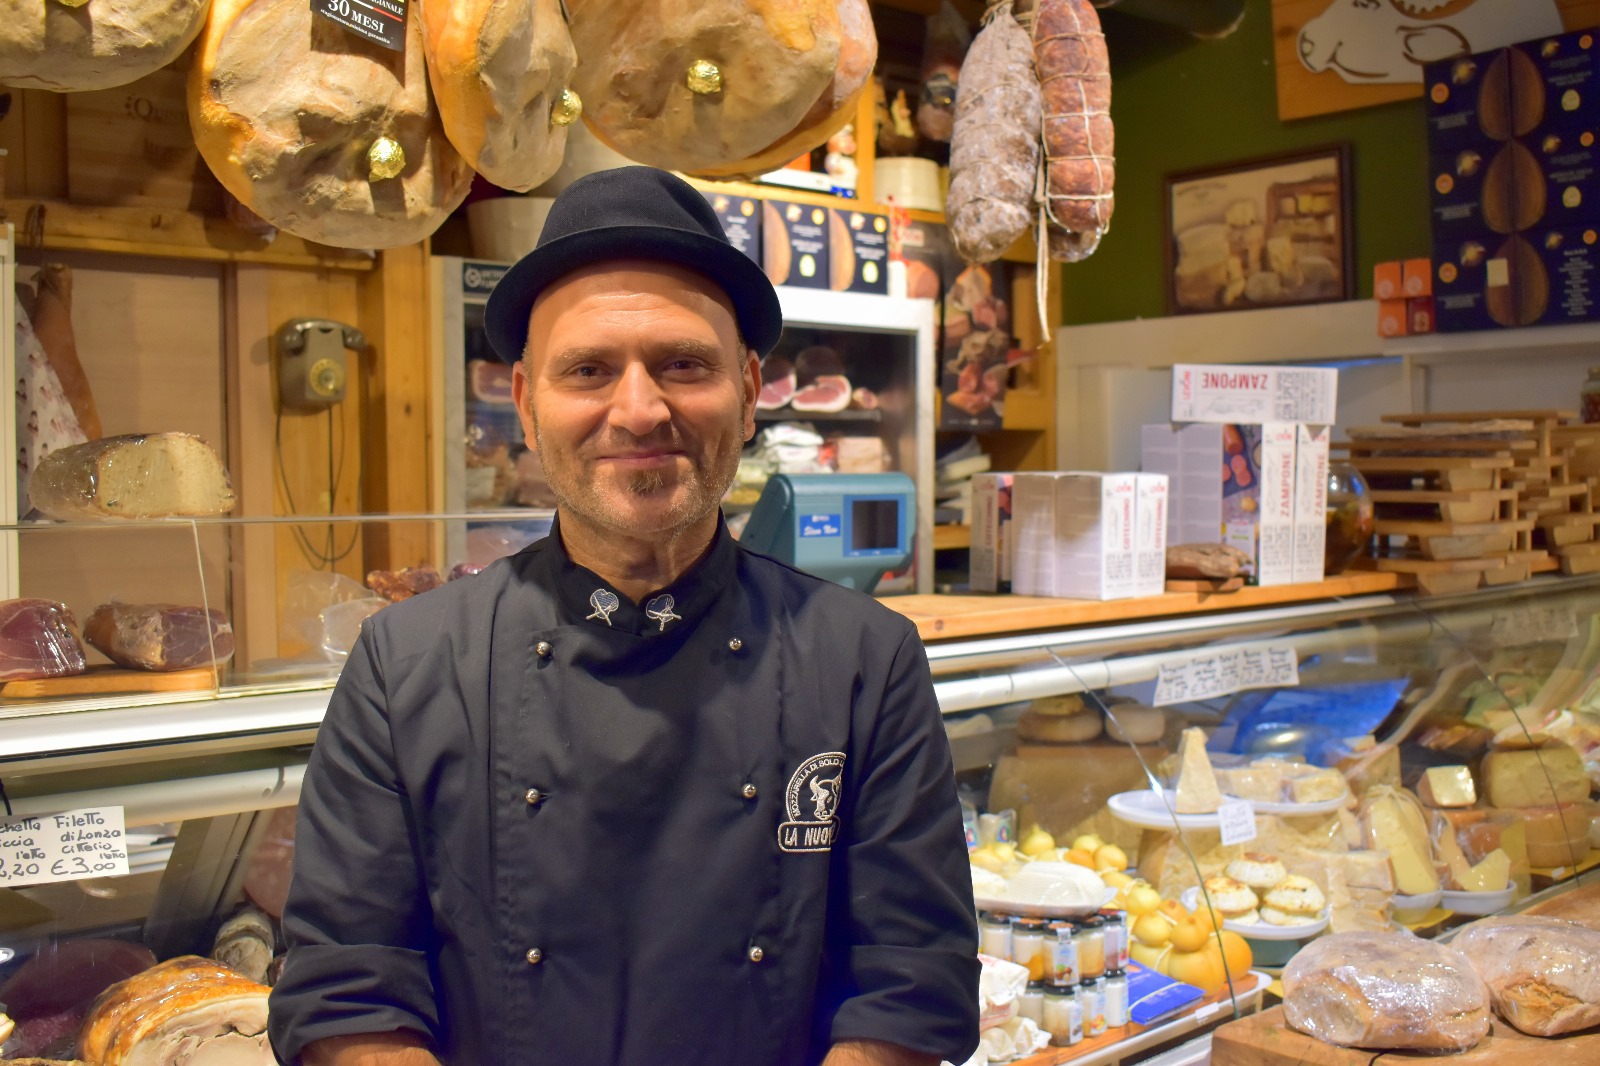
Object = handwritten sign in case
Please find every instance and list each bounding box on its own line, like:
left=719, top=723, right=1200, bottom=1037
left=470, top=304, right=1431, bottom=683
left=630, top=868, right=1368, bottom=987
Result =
left=1152, top=642, right=1300, bottom=707
left=0, top=807, right=130, bottom=888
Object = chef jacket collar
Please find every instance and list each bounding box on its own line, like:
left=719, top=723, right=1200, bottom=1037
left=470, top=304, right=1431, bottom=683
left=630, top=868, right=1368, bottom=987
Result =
left=539, top=511, right=738, bottom=636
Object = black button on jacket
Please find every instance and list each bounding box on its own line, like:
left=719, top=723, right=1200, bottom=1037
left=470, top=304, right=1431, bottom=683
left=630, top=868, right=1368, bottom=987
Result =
left=268, top=521, right=980, bottom=1065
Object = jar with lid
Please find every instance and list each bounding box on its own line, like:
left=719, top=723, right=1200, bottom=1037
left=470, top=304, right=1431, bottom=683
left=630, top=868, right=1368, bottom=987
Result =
left=1047, top=920, right=1079, bottom=986
left=1101, top=911, right=1128, bottom=972
left=1010, top=917, right=1048, bottom=981
left=1042, top=985, right=1082, bottom=1046
left=1076, top=916, right=1106, bottom=979
left=1079, top=977, right=1106, bottom=1037
left=1018, top=981, right=1045, bottom=1026
left=978, top=912, right=1011, bottom=959
left=1103, top=969, right=1129, bottom=1028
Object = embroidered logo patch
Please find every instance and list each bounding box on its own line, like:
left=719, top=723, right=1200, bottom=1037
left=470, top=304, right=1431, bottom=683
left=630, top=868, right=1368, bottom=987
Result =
left=778, top=751, right=845, bottom=853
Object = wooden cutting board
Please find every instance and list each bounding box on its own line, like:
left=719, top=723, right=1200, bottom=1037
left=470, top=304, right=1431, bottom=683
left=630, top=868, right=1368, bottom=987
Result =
left=0, top=665, right=216, bottom=698
left=1211, top=1005, right=1600, bottom=1065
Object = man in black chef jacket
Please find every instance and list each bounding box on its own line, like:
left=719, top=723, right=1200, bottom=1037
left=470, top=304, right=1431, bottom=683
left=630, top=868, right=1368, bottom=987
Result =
left=267, top=167, right=980, bottom=1066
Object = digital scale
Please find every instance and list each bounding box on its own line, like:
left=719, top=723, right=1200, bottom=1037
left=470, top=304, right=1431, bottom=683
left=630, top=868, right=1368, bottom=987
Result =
left=741, top=473, right=915, bottom=594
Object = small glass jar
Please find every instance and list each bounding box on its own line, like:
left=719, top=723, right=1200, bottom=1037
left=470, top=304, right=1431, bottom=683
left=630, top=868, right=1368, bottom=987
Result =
left=1102, top=911, right=1128, bottom=972
left=1019, top=981, right=1045, bottom=1026
left=1104, top=969, right=1129, bottom=1028
left=1042, top=985, right=1082, bottom=1046
left=1325, top=462, right=1374, bottom=574
left=1010, top=917, right=1048, bottom=981
left=978, top=911, right=1012, bottom=959
left=1077, top=916, right=1106, bottom=979
left=1047, top=920, right=1079, bottom=986
left=1079, top=977, right=1106, bottom=1037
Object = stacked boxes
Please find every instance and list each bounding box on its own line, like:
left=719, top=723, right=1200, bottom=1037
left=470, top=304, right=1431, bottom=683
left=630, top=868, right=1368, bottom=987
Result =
left=1012, top=472, right=1167, bottom=601
left=1426, top=30, right=1600, bottom=331
left=1374, top=259, right=1435, bottom=337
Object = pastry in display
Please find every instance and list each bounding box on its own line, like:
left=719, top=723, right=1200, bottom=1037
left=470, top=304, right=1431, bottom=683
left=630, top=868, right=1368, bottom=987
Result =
left=0, top=0, right=210, bottom=92
left=0, top=598, right=88, bottom=682
left=1260, top=875, right=1327, bottom=925
left=1226, top=853, right=1288, bottom=893
left=1199, top=876, right=1259, bottom=923
left=1452, top=915, right=1600, bottom=1036
left=1282, top=931, right=1491, bottom=1051
left=1173, top=727, right=1222, bottom=813
left=28, top=433, right=236, bottom=521
left=84, top=603, right=234, bottom=673
left=78, top=956, right=271, bottom=1065
left=418, top=0, right=578, bottom=193
left=190, top=0, right=473, bottom=249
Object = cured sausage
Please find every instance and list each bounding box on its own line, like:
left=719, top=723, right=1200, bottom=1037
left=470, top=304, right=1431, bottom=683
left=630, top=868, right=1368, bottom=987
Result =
left=1033, top=0, right=1114, bottom=261
left=946, top=2, right=1040, bottom=263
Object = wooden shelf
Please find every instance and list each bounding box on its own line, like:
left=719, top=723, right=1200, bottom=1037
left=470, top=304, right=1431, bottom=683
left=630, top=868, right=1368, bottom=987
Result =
left=886, top=572, right=1413, bottom=642
left=1, top=198, right=376, bottom=271
left=934, top=524, right=972, bottom=550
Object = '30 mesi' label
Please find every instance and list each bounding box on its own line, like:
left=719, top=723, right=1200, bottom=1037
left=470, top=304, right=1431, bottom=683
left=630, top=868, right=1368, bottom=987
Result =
left=0, top=806, right=130, bottom=888
left=311, top=0, right=407, bottom=52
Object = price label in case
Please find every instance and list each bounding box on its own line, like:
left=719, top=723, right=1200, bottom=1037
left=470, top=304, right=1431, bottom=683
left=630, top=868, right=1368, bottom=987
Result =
left=0, top=806, right=130, bottom=888
left=310, top=0, right=407, bottom=52
left=1152, top=641, right=1299, bottom=707
left=1217, top=800, right=1258, bottom=847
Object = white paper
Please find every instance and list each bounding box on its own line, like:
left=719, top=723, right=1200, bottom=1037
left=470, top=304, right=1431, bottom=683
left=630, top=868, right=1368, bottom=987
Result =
left=1152, top=642, right=1300, bottom=707
left=1171, top=364, right=1338, bottom=424
left=1490, top=606, right=1580, bottom=647
left=0, top=806, right=130, bottom=888
left=1217, top=800, right=1259, bottom=847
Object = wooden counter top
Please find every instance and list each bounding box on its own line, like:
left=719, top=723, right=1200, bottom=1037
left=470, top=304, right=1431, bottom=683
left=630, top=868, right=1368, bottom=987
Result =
left=886, top=572, right=1412, bottom=643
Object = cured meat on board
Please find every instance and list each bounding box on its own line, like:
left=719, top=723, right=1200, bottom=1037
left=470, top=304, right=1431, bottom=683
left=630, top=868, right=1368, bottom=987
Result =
left=0, top=599, right=87, bottom=682
left=566, top=0, right=843, bottom=174
left=418, top=0, right=579, bottom=193
left=1032, top=0, right=1115, bottom=261
left=0, top=0, right=210, bottom=92
left=190, top=0, right=473, bottom=249
left=84, top=602, right=235, bottom=672
left=946, top=3, right=1040, bottom=263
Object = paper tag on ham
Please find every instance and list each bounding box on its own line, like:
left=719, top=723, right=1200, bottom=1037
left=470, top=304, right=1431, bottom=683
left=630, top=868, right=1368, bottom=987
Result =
left=0, top=806, right=130, bottom=888
left=312, top=0, right=408, bottom=53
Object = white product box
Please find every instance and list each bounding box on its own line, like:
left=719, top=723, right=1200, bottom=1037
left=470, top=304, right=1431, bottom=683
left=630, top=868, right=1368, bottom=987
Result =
left=1171, top=364, right=1338, bottom=425
left=970, top=473, right=1015, bottom=593
left=1293, top=424, right=1331, bottom=583
left=1255, top=423, right=1298, bottom=587
left=1134, top=474, right=1169, bottom=598
left=1012, top=472, right=1138, bottom=601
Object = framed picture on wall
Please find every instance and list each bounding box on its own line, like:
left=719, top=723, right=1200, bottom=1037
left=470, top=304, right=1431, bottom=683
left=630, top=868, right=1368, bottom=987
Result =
left=1164, top=144, right=1354, bottom=316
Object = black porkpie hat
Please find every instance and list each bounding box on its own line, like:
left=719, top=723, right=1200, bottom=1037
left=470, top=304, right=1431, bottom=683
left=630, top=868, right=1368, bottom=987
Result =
left=483, top=166, right=784, bottom=364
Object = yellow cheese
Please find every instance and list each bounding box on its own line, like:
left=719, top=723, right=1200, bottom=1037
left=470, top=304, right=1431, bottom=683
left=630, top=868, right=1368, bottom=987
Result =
left=1433, top=809, right=1531, bottom=901
left=1434, top=820, right=1474, bottom=891
left=1501, top=801, right=1596, bottom=867
left=1214, top=765, right=1284, bottom=803
left=1286, top=768, right=1347, bottom=804
left=1360, top=787, right=1442, bottom=896
left=1460, top=848, right=1510, bottom=892
left=1174, top=727, right=1222, bottom=814
left=1419, top=765, right=1478, bottom=808
left=1482, top=746, right=1589, bottom=808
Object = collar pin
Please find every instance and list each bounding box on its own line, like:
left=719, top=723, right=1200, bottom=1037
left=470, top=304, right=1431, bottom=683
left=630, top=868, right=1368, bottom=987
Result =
left=586, top=588, right=620, bottom=626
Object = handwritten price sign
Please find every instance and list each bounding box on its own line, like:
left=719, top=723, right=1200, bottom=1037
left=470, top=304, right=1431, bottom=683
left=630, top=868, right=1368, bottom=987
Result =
left=0, top=807, right=130, bottom=888
left=1152, top=642, right=1300, bottom=707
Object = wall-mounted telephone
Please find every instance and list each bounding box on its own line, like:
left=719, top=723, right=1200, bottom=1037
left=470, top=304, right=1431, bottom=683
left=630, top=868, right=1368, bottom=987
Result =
left=275, top=318, right=366, bottom=410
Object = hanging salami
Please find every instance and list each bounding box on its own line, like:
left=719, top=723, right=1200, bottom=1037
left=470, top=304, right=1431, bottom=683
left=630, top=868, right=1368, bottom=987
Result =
left=1033, top=0, right=1114, bottom=261
left=945, top=2, right=1040, bottom=264
left=1, top=0, right=210, bottom=92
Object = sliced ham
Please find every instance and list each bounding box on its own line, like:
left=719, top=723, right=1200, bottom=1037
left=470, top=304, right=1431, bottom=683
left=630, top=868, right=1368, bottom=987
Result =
left=757, top=355, right=796, bottom=410
left=0, top=599, right=87, bottom=682
left=84, top=603, right=234, bottom=672
left=79, top=956, right=272, bottom=1066
left=791, top=374, right=852, bottom=413
left=0, top=0, right=210, bottom=92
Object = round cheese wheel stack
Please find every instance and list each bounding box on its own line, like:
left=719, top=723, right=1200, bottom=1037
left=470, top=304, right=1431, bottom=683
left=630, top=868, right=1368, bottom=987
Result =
left=567, top=0, right=843, bottom=174
left=418, top=0, right=578, bottom=193
left=1, top=0, right=210, bottom=92
left=189, top=0, right=474, bottom=249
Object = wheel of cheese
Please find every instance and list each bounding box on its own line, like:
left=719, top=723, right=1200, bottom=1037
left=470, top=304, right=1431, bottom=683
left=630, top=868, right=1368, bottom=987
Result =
left=567, top=0, right=843, bottom=174
left=418, top=0, right=578, bottom=193
left=190, top=0, right=474, bottom=249
left=1105, top=704, right=1166, bottom=745
left=1, top=0, right=210, bottom=92
left=1017, top=708, right=1102, bottom=744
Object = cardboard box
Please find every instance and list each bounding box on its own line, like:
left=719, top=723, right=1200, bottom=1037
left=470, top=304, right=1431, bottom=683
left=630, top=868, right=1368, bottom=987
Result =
left=1141, top=424, right=1297, bottom=586
left=1012, top=472, right=1138, bottom=601
left=1425, top=54, right=1496, bottom=153
left=761, top=199, right=830, bottom=289
left=1135, top=474, right=1170, bottom=598
left=1378, top=298, right=1409, bottom=337
left=1403, top=258, right=1433, bottom=296
left=829, top=207, right=889, bottom=294
left=1294, top=425, right=1330, bottom=584
left=1170, top=364, right=1338, bottom=425
left=1409, top=295, right=1436, bottom=334
left=970, top=473, right=1014, bottom=593
left=1433, top=225, right=1600, bottom=332
left=1374, top=260, right=1403, bottom=301
left=702, top=190, right=761, bottom=263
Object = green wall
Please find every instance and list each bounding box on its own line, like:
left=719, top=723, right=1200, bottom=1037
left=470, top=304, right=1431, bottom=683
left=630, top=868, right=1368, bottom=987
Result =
left=1061, top=0, right=1431, bottom=325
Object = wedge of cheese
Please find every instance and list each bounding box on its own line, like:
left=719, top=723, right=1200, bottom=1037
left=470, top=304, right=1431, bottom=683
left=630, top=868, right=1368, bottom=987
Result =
left=1431, top=808, right=1530, bottom=900
left=1215, top=765, right=1284, bottom=803
left=1286, top=767, right=1347, bottom=804
left=1174, top=727, right=1222, bottom=814
left=1483, top=746, right=1589, bottom=808
left=1419, top=765, right=1477, bottom=808
left=1359, top=786, right=1442, bottom=896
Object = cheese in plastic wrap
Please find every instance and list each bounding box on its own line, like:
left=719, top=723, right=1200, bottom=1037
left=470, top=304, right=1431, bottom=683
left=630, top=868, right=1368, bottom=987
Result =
left=1452, top=915, right=1600, bottom=1036
left=975, top=953, right=1028, bottom=1032
left=27, top=433, right=235, bottom=521
left=1282, top=931, right=1490, bottom=1051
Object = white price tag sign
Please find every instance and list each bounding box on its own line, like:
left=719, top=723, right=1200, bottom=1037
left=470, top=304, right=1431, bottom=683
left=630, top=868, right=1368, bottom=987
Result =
left=1152, top=641, right=1300, bottom=707
left=0, top=806, right=130, bottom=888
left=1490, top=607, right=1579, bottom=647
left=1217, top=800, right=1258, bottom=847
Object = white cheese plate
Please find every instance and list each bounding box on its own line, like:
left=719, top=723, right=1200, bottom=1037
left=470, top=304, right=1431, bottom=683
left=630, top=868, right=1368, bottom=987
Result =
left=1230, top=788, right=1350, bottom=817
left=1108, top=789, right=1223, bottom=830
left=1392, top=888, right=1444, bottom=915
left=1441, top=886, right=1516, bottom=916
left=1180, top=887, right=1330, bottom=940
left=972, top=886, right=1118, bottom=920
